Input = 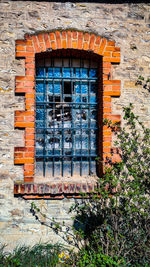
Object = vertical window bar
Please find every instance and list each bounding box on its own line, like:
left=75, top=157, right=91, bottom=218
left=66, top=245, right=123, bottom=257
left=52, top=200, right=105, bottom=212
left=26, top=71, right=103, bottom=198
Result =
left=43, top=59, right=46, bottom=177
left=52, top=59, right=55, bottom=177
left=70, top=57, right=73, bottom=176
left=80, top=57, right=83, bottom=176
left=88, top=58, right=91, bottom=175
left=62, top=58, right=64, bottom=176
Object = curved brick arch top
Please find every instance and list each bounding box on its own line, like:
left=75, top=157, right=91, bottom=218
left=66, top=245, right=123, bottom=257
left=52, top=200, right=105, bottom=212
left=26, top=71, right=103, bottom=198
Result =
left=14, top=30, right=121, bottom=197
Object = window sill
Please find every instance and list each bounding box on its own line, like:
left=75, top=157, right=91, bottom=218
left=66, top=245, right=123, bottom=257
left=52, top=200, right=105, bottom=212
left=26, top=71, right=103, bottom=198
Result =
left=14, top=177, right=99, bottom=199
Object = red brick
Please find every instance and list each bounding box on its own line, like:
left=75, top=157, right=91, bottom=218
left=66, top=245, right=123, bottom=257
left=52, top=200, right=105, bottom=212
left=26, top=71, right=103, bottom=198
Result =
left=26, top=70, right=35, bottom=76
left=62, top=40, right=67, bottom=49
left=24, top=171, right=34, bottom=176
left=16, top=46, right=25, bottom=51
left=103, top=52, right=111, bottom=57
left=15, top=122, right=34, bottom=128
left=24, top=152, right=34, bottom=157
left=112, top=85, right=120, bottom=90
left=25, top=140, right=34, bottom=146
left=94, top=46, right=99, bottom=54
left=24, top=177, right=34, bottom=183
left=15, top=88, right=33, bottom=93
left=89, top=34, right=95, bottom=50
left=16, top=52, right=35, bottom=58
left=67, top=31, right=71, bottom=48
left=112, top=52, right=120, bottom=57
left=84, top=33, right=90, bottom=41
left=95, top=36, right=101, bottom=45
left=25, top=93, right=35, bottom=98
left=55, top=31, right=62, bottom=49
left=72, top=41, right=77, bottom=49
left=26, top=46, right=34, bottom=52
left=37, top=33, right=44, bottom=43
left=103, top=147, right=111, bottom=152
left=25, top=134, right=34, bottom=140
left=98, top=38, right=107, bottom=55
left=16, top=40, right=32, bottom=46
left=15, top=147, right=26, bottom=152
left=62, top=31, right=66, bottom=39
left=24, top=81, right=35, bottom=87
left=103, top=130, right=112, bottom=136
left=107, top=41, right=115, bottom=46
left=25, top=128, right=35, bottom=134
left=103, top=80, right=121, bottom=85
left=83, top=42, right=88, bottom=50
left=104, top=107, right=112, bottom=113
left=25, top=62, right=35, bottom=68
left=78, top=32, right=83, bottom=49
left=43, top=33, right=51, bottom=49
left=103, top=102, right=111, bottom=107
left=39, top=42, right=46, bottom=52
left=32, top=35, right=41, bottom=53
left=103, top=57, right=120, bottom=63
left=24, top=116, right=34, bottom=122
left=14, top=158, right=34, bottom=164
left=103, top=91, right=120, bottom=96
left=72, top=31, right=77, bottom=39
left=14, top=152, right=23, bottom=158
left=105, top=47, right=120, bottom=52
left=103, top=141, right=111, bottom=147
left=49, top=32, right=55, bottom=40
left=24, top=164, right=34, bottom=171
left=51, top=40, right=56, bottom=50
left=103, top=62, right=111, bottom=68
left=103, top=96, right=111, bottom=102
left=16, top=76, right=34, bottom=81
left=103, top=85, right=112, bottom=91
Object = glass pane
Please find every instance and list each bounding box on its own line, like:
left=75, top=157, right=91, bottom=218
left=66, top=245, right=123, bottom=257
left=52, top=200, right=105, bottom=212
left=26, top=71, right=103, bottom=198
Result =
left=89, top=68, right=98, bottom=78
left=82, top=162, right=89, bottom=175
left=36, top=134, right=44, bottom=149
left=36, top=109, right=44, bottom=121
left=91, top=83, right=97, bottom=93
left=36, top=94, right=44, bottom=102
left=54, top=68, right=61, bottom=78
left=36, top=81, right=44, bottom=93
left=63, top=68, right=71, bottom=78
left=81, top=82, right=88, bottom=94
left=81, top=68, right=88, bottom=78
left=36, top=162, right=44, bottom=176
left=36, top=67, right=44, bottom=77
left=48, top=68, right=53, bottom=77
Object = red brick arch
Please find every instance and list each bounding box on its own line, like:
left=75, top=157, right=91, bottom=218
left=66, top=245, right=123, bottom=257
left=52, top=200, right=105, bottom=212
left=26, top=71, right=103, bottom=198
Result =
left=14, top=30, right=121, bottom=196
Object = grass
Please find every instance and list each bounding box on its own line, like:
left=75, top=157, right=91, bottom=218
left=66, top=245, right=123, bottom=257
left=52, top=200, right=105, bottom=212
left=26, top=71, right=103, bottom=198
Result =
left=0, top=243, right=65, bottom=267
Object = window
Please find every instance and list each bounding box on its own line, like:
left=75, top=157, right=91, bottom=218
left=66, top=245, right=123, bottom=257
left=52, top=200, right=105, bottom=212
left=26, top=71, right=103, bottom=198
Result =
left=35, top=52, right=99, bottom=178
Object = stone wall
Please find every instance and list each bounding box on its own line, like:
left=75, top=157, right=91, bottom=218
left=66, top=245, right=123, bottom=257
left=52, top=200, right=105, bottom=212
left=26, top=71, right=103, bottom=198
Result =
left=0, top=0, right=150, bottom=250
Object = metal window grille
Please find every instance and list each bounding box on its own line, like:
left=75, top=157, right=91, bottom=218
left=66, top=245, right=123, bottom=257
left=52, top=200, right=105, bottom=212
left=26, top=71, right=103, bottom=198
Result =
left=35, top=56, right=99, bottom=177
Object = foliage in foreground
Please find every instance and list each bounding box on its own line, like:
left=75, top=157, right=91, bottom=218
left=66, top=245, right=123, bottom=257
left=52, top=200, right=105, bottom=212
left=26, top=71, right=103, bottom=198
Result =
left=68, top=104, right=150, bottom=266
left=0, top=243, right=64, bottom=267
left=30, top=104, right=150, bottom=266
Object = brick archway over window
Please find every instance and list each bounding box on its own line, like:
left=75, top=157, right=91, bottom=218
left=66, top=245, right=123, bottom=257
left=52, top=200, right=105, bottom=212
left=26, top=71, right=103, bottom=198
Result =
left=14, top=30, right=121, bottom=198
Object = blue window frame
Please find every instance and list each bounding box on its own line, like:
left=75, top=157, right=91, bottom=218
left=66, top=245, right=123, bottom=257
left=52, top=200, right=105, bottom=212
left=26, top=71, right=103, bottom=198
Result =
left=35, top=55, right=99, bottom=177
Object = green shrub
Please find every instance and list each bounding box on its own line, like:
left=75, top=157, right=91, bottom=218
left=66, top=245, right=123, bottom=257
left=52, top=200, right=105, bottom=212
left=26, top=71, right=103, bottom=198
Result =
left=69, top=104, right=150, bottom=266
left=31, top=104, right=150, bottom=266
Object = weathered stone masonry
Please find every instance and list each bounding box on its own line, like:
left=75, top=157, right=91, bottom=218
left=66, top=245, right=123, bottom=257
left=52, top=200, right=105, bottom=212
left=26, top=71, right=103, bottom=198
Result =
left=0, top=0, right=150, bottom=250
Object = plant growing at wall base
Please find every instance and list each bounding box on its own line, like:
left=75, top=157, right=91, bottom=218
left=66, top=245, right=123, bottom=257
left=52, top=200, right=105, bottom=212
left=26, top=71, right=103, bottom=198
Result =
left=31, top=104, right=150, bottom=266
